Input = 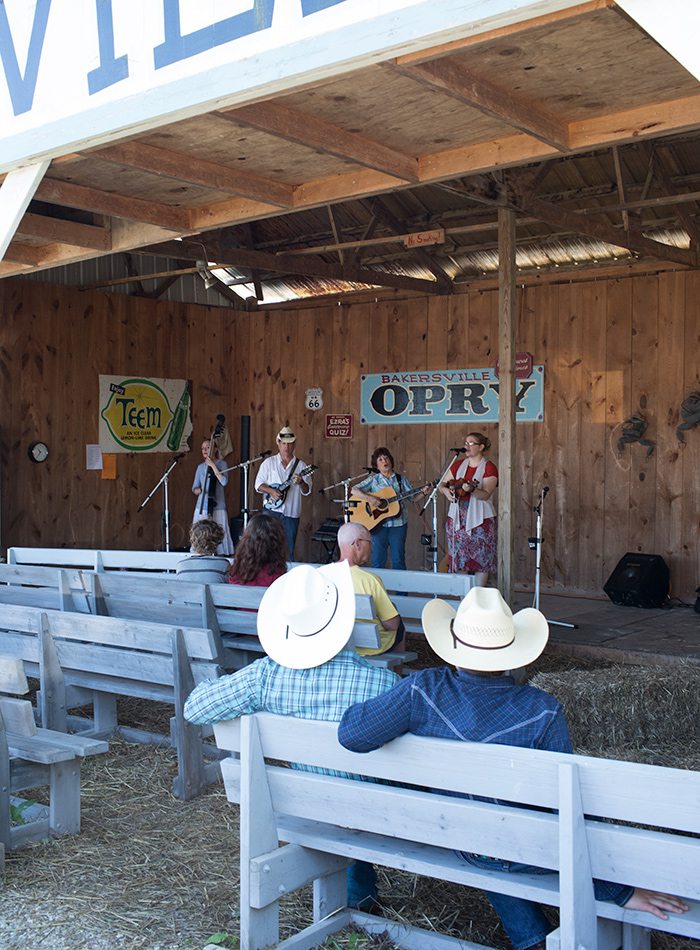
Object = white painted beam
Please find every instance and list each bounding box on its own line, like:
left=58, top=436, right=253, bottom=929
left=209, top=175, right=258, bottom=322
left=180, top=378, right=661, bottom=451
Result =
left=0, top=161, right=50, bottom=262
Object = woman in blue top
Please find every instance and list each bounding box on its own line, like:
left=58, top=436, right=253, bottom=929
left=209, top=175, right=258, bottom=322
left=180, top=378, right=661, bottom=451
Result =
left=351, top=447, right=414, bottom=570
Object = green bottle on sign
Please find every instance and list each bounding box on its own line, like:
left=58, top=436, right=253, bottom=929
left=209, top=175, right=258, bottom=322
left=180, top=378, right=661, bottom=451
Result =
left=167, top=385, right=190, bottom=451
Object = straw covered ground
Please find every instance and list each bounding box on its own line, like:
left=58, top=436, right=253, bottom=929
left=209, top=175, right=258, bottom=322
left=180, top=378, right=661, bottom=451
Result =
left=0, top=649, right=698, bottom=950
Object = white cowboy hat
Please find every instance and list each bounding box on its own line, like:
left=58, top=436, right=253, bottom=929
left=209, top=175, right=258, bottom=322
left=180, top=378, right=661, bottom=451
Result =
left=422, top=587, right=549, bottom=671
left=257, top=561, right=356, bottom=669
left=276, top=426, right=296, bottom=443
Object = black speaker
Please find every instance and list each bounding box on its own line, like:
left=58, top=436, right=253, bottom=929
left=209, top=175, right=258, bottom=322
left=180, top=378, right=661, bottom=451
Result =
left=604, top=553, right=669, bottom=608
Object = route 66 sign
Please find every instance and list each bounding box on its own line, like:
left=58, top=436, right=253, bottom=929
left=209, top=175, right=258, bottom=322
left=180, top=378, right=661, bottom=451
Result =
left=305, top=387, right=324, bottom=411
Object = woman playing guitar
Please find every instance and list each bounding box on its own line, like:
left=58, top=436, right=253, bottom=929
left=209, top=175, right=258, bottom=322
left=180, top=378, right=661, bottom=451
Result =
left=351, top=447, right=427, bottom=570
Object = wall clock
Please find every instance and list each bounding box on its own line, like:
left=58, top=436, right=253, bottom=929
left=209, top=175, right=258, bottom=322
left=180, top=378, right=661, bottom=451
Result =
left=28, top=441, right=49, bottom=463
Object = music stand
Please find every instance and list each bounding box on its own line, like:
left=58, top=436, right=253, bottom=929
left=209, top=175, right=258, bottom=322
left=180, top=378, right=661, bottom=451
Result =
left=529, top=487, right=577, bottom=629
left=137, top=454, right=184, bottom=552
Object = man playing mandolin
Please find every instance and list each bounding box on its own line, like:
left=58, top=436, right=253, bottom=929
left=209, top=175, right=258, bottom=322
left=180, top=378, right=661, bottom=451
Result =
left=351, top=447, right=427, bottom=570
left=255, top=426, right=313, bottom=558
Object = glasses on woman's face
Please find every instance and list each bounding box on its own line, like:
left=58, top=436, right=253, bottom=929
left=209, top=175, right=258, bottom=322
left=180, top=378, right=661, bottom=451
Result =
left=465, top=441, right=480, bottom=447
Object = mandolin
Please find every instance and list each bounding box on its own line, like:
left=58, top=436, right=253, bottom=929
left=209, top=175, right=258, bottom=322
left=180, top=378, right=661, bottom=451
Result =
left=263, top=464, right=317, bottom=511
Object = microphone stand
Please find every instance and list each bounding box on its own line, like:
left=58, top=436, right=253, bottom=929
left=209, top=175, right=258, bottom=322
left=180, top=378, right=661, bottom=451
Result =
left=420, top=450, right=464, bottom=573
left=220, top=450, right=271, bottom=529
left=319, top=470, right=368, bottom=523
left=529, top=486, right=577, bottom=629
left=137, top=454, right=184, bottom=552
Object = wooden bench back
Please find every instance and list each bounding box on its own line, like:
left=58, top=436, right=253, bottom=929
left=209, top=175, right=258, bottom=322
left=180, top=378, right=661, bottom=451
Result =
left=215, top=712, right=700, bottom=901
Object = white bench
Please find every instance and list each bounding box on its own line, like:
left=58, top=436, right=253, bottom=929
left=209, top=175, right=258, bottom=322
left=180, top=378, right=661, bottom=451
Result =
left=0, top=604, right=221, bottom=799
left=0, top=563, right=416, bottom=671
left=0, top=656, right=108, bottom=851
left=214, top=712, right=700, bottom=950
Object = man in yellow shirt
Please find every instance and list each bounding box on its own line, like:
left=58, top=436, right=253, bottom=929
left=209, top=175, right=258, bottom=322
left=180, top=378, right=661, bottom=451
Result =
left=337, top=522, right=405, bottom=656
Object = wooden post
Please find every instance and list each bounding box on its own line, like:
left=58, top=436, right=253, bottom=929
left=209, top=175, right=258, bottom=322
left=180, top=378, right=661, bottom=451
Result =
left=498, top=206, right=516, bottom=603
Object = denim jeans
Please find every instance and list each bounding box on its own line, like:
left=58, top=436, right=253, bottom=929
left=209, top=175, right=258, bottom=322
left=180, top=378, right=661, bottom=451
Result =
left=456, top=852, right=634, bottom=950
left=370, top=523, right=407, bottom=570
left=346, top=860, right=377, bottom=908
left=266, top=511, right=299, bottom=559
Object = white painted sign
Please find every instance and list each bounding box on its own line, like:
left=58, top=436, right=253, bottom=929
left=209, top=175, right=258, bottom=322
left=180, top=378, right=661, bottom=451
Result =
left=0, top=0, right=584, bottom=172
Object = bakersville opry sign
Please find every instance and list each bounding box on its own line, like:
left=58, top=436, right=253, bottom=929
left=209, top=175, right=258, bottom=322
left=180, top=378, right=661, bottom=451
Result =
left=360, top=367, right=544, bottom=424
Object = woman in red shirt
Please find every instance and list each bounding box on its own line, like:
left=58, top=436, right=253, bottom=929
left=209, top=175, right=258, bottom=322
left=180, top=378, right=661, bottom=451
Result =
left=438, top=432, right=498, bottom=586
left=228, top=514, right=289, bottom=588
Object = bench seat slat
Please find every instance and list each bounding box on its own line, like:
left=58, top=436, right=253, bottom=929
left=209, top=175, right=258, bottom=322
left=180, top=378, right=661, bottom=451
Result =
left=215, top=715, right=700, bottom=831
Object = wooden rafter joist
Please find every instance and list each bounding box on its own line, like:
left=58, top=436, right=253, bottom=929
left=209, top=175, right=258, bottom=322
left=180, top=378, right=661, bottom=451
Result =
left=34, top=178, right=190, bottom=231
left=518, top=193, right=696, bottom=267
left=16, top=212, right=112, bottom=250
left=90, top=141, right=294, bottom=209
left=651, top=146, right=700, bottom=247
left=577, top=188, right=700, bottom=214
left=391, top=60, right=569, bottom=151
left=368, top=196, right=452, bottom=291
left=3, top=242, right=42, bottom=266
left=214, top=245, right=441, bottom=295
left=219, top=102, right=419, bottom=183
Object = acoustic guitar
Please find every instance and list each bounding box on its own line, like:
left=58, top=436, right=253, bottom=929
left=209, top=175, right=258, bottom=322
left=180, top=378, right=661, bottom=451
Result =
left=348, top=482, right=434, bottom=531
left=263, top=464, right=317, bottom=511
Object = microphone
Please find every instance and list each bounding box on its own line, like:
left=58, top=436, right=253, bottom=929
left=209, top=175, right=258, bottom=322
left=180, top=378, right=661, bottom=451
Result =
left=259, top=449, right=272, bottom=459
left=542, top=486, right=550, bottom=496
left=450, top=447, right=467, bottom=453
left=364, top=466, right=379, bottom=474
left=173, top=453, right=185, bottom=461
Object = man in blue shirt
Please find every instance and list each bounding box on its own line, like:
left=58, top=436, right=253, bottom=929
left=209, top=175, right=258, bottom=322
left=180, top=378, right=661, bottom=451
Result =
left=338, top=587, right=688, bottom=950
left=184, top=560, right=398, bottom=910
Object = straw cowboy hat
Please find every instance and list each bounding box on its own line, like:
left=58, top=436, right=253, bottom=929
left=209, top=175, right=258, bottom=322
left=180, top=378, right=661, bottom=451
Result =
left=257, top=561, right=356, bottom=669
left=422, top=587, right=549, bottom=671
left=276, top=426, right=296, bottom=443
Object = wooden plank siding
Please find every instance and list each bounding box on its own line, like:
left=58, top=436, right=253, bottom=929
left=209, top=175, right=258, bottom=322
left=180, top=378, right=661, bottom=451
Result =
left=0, top=274, right=698, bottom=598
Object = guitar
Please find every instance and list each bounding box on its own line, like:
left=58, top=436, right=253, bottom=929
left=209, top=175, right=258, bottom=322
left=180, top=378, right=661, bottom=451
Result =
left=263, top=464, right=317, bottom=511
left=348, top=482, right=435, bottom=532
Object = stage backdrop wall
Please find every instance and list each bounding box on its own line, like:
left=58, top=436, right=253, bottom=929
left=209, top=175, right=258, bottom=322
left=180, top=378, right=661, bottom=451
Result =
left=1, top=272, right=698, bottom=598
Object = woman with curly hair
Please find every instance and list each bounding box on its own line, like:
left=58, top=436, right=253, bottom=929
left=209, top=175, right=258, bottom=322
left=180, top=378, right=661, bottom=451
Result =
left=228, top=513, right=289, bottom=587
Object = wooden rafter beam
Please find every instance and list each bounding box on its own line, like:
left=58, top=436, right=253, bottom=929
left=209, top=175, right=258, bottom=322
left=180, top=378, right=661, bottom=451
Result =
left=34, top=178, right=190, bottom=230
left=391, top=60, right=569, bottom=151
left=220, top=102, right=419, bottom=183
left=90, top=141, right=294, bottom=209
left=3, top=242, right=42, bottom=266
left=654, top=145, right=700, bottom=247
left=16, top=212, right=112, bottom=250
left=368, top=196, right=452, bottom=290
left=515, top=191, right=696, bottom=267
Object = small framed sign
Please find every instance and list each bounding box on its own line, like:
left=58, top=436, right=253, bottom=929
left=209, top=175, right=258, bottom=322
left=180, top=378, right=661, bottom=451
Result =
left=326, top=414, right=353, bottom=439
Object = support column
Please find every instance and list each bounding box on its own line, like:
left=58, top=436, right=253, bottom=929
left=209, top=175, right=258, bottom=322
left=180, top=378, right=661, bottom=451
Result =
left=497, top=206, right=516, bottom=602
left=0, top=161, right=49, bottom=261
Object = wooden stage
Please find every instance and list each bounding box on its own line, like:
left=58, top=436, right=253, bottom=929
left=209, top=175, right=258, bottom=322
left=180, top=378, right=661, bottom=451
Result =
left=512, top=591, right=700, bottom=667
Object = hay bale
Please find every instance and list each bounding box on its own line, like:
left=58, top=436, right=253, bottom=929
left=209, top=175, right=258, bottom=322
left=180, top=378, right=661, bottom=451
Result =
left=530, top=664, right=700, bottom=751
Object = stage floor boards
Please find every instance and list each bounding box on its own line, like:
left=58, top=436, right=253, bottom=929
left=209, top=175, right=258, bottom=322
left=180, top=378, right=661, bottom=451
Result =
left=511, top=592, right=700, bottom=667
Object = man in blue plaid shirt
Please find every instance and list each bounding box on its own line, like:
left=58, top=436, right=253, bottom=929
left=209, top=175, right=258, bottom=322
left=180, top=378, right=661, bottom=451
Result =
left=338, top=588, right=688, bottom=950
left=184, top=559, right=397, bottom=910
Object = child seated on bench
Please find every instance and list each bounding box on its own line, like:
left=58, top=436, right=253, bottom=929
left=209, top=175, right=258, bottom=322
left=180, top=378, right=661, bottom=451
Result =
left=338, top=587, right=689, bottom=950
left=176, top=519, right=229, bottom=584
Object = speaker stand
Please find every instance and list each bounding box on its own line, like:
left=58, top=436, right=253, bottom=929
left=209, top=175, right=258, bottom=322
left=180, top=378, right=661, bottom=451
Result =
left=529, top=487, right=577, bottom=630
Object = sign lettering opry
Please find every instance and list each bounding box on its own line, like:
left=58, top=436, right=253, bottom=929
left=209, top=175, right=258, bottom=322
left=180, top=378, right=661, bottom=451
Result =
left=360, top=367, right=544, bottom=425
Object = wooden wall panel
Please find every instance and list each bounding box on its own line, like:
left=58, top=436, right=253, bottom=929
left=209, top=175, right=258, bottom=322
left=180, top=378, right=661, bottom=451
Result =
left=1, top=272, right=699, bottom=599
